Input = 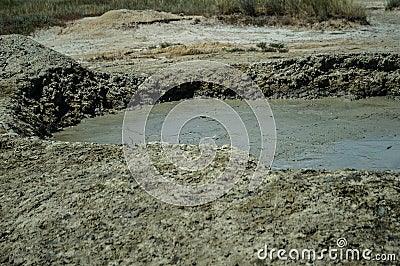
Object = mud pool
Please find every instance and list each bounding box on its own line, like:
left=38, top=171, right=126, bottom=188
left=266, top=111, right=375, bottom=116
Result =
left=53, top=97, right=400, bottom=170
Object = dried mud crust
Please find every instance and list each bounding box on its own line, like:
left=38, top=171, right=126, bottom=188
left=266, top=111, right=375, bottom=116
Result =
left=0, top=135, right=399, bottom=265
left=0, top=34, right=143, bottom=137
left=247, top=53, right=400, bottom=99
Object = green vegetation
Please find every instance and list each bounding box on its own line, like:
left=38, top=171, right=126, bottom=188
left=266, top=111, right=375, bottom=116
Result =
left=227, top=47, right=245, bottom=52
left=193, top=17, right=202, bottom=24
left=238, top=0, right=257, bottom=16
left=256, top=42, right=268, bottom=50
left=160, top=42, right=174, bottom=49
left=216, top=0, right=366, bottom=22
left=247, top=47, right=258, bottom=52
left=386, top=0, right=400, bottom=10
left=0, top=0, right=367, bottom=35
left=269, top=42, right=285, bottom=49
left=160, top=42, right=182, bottom=48
left=257, top=42, right=288, bottom=52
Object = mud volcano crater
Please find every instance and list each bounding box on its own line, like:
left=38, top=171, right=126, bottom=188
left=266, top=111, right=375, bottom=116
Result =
left=157, top=81, right=238, bottom=103
left=1, top=34, right=399, bottom=139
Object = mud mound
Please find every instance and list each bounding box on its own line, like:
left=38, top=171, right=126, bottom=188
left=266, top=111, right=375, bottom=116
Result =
left=248, top=53, right=400, bottom=99
left=0, top=34, right=141, bottom=137
left=0, top=136, right=399, bottom=265
left=64, top=9, right=183, bottom=34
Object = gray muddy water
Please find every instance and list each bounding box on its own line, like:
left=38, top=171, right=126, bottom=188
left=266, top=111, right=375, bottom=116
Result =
left=53, top=97, right=400, bottom=170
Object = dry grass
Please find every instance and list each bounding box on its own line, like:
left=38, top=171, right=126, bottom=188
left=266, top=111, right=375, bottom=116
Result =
left=0, top=0, right=367, bottom=35
left=85, top=42, right=250, bottom=61
left=146, top=42, right=241, bottom=56
left=386, top=0, right=400, bottom=10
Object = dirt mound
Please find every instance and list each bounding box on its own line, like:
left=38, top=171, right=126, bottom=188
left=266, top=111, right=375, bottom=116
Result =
left=64, top=9, right=184, bottom=34
left=248, top=53, right=400, bottom=99
left=0, top=34, right=141, bottom=137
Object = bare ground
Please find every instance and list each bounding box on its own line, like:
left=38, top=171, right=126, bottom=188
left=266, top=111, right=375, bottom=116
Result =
left=32, top=1, right=400, bottom=75
left=1, top=136, right=399, bottom=265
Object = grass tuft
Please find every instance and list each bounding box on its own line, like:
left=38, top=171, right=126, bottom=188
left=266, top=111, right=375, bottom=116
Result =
left=257, top=42, right=288, bottom=52
left=160, top=42, right=176, bottom=49
left=228, top=47, right=245, bottom=52
left=238, top=0, right=257, bottom=16
left=269, top=42, right=285, bottom=49
left=386, top=0, right=400, bottom=10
